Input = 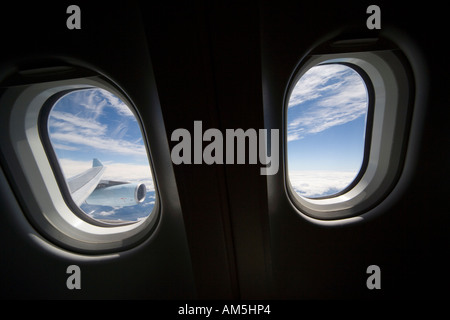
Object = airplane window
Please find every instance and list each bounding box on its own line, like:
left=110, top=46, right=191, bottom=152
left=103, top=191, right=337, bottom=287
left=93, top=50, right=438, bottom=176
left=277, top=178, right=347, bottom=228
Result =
left=45, top=88, right=156, bottom=225
left=287, top=64, right=369, bottom=199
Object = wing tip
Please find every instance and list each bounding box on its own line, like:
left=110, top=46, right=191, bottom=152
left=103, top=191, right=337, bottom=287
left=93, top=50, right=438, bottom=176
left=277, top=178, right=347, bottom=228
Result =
left=93, top=158, right=103, bottom=167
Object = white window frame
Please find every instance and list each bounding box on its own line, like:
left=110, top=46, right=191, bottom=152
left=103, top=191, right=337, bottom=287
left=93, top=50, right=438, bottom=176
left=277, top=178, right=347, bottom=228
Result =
left=285, top=50, right=414, bottom=220
left=0, top=74, right=160, bottom=253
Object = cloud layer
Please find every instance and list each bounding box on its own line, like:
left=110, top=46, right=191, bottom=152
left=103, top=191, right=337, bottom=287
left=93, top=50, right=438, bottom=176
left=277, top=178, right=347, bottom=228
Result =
left=49, top=88, right=147, bottom=157
left=288, top=170, right=357, bottom=198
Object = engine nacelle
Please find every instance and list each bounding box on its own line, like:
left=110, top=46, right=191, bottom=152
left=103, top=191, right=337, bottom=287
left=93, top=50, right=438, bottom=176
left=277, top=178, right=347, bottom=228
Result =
left=85, top=183, right=146, bottom=207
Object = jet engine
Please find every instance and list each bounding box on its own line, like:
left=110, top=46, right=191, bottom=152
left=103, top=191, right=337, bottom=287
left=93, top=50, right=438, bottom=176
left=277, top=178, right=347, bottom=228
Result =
left=85, top=183, right=146, bottom=207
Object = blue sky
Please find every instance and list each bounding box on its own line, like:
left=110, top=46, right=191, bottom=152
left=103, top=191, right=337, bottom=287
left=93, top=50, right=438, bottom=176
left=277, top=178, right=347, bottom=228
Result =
left=48, top=89, right=148, bottom=165
left=287, top=64, right=369, bottom=198
left=47, top=88, right=155, bottom=221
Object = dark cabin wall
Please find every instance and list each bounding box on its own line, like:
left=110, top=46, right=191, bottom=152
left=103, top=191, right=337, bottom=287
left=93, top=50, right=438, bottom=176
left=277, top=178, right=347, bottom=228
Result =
left=0, top=1, right=196, bottom=299
left=259, top=0, right=450, bottom=299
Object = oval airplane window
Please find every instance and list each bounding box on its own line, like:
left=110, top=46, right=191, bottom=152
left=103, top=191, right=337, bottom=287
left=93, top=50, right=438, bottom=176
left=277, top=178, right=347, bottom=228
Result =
left=287, top=63, right=369, bottom=199
left=45, top=87, right=156, bottom=225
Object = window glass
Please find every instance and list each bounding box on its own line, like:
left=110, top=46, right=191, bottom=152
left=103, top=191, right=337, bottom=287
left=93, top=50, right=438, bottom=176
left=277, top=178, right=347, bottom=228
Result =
left=47, top=88, right=156, bottom=224
left=287, top=64, right=369, bottom=198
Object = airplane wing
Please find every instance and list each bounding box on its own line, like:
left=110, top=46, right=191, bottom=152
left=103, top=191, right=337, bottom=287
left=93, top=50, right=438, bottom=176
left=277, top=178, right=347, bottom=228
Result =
left=66, top=158, right=106, bottom=206
left=66, top=158, right=146, bottom=207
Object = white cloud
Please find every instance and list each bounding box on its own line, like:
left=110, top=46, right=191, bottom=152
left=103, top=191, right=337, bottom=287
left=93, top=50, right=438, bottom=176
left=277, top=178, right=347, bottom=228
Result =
left=73, top=88, right=135, bottom=119
left=288, top=64, right=348, bottom=107
left=50, top=131, right=147, bottom=157
left=77, top=90, right=107, bottom=121
left=98, top=89, right=135, bottom=117
left=288, top=170, right=357, bottom=198
left=287, top=64, right=368, bottom=142
left=91, top=209, right=116, bottom=217
left=48, top=89, right=147, bottom=158
left=51, top=143, right=79, bottom=151
left=49, top=111, right=107, bottom=134
left=102, top=162, right=155, bottom=191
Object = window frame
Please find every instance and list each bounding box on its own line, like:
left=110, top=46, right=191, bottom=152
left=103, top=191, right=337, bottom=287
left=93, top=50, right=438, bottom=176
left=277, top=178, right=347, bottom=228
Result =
left=0, top=70, right=160, bottom=253
left=284, top=49, right=415, bottom=220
